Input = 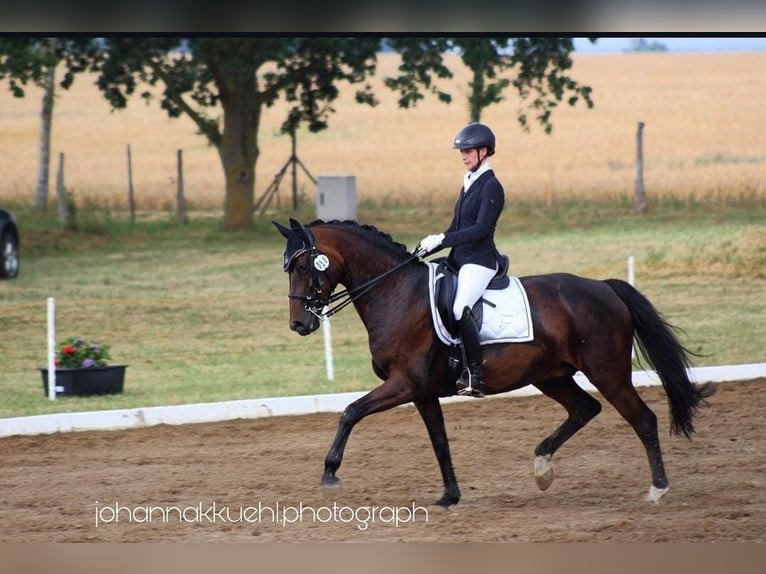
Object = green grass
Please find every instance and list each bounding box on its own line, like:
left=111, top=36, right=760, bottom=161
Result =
left=1, top=198, right=764, bottom=418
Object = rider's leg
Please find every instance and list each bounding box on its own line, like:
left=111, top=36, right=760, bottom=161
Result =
left=452, top=264, right=496, bottom=398
left=456, top=306, right=485, bottom=397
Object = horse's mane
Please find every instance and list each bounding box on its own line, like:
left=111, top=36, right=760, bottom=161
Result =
left=307, top=219, right=411, bottom=258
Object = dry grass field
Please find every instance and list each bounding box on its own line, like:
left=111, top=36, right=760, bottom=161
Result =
left=1, top=51, right=765, bottom=212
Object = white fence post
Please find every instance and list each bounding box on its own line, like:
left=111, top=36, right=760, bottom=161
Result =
left=627, top=256, right=636, bottom=360
left=47, top=297, right=57, bottom=400
left=322, top=308, right=334, bottom=381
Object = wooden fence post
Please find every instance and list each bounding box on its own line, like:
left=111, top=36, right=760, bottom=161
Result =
left=55, top=152, right=73, bottom=229
left=634, top=121, right=647, bottom=214
left=176, top=149, right=185, bottom=225
left=127, top=143, right=136, bottom=224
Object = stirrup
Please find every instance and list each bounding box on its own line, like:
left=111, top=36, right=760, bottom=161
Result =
left=456, top=370, right=485, bottom=398
left=457, top=385, right=485, bottom=398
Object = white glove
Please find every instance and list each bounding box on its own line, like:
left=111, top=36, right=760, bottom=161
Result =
left=415, top=233, right=445, bottom=257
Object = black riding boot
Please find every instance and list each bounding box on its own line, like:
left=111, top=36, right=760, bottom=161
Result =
left=456, top=306, right=485, bottom=398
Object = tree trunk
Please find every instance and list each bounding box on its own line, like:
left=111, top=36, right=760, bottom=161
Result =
left=220, top=144, right=256, bottom=230
left=469, top=68, right=483, bottom=123
left=34, top=54, right=57, bottom=211
left=218, top=74, right=260, bottom=230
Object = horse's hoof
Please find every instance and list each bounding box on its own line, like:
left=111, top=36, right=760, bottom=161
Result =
left=534, top=455, right=554, bottom=491
left=321, top=475, right=342, bottom=489
left=434, top=496, right=458, bottom=510
left=645, top=484, right=669, bottom=504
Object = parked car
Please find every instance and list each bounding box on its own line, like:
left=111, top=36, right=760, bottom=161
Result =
left=0, top=207, right=20, bottom=279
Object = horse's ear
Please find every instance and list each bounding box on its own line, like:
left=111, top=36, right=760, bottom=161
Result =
left=272, top=221, right=291, bottom=239
left=288, top=217, right=302, bottom=230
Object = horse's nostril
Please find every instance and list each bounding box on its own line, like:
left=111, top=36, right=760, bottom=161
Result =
left=290, top=321, right=303, bottom=332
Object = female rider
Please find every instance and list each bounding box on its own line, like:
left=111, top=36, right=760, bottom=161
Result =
left=415, top=122, right=506, bottom=398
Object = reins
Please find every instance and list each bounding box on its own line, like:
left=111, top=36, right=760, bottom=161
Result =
left=321, top=253, right=420, bottom=318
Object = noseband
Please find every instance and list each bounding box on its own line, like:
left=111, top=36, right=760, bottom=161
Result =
left=284, top=225, right=418, bottom=320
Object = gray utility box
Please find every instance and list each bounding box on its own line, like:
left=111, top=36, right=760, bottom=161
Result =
left=316, top=174, right=357, bottom=221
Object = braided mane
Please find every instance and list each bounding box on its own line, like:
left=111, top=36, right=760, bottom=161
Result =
left=307, top=219, right=411, bottom=257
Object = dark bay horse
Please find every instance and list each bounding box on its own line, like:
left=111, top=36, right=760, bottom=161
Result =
left=274, top=218, right=714, bottom=507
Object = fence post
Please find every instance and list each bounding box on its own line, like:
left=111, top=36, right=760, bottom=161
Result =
left=322, top=308, right=334, bottom=381
left=176, top=149, right=185, bottom=225
left=634, top=121, right=647, bottom=214
left=47, top=297, right=57, bottom=400
left=628, top=255, right=636, bottom=360
left=55, top=152, right=74, bottom=229
left=127, top=143, right=136, bottom=224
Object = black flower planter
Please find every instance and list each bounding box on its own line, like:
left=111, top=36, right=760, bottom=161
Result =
left=39, top=365, right=128, bottom=396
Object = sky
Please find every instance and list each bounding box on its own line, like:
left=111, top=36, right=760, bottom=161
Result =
left=573, top=37, right=766, bottom=53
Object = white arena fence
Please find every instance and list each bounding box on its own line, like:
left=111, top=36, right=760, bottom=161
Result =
left=1, top=363, right=764, bottom=438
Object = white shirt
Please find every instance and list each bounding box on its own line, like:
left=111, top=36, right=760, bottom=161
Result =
left=463, top=161, right=492, bottom=192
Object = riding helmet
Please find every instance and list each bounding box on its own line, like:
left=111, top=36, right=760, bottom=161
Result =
left=452, top=122, right=496, bottom=156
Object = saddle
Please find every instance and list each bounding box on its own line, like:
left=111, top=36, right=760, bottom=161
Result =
left=433, top=255, right=510, bottom=337
left=430, top=255, right=533, bottom=397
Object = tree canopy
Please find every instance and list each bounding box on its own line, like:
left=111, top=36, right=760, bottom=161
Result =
left=0, top=37, right=101, bottom=95
left=387, top=37, right=594, bottom=128
left=1, top=37, right=595, bottom=230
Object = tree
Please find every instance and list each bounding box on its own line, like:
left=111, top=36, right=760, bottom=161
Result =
left=386, top=37, right=595, bottom=130
left=0, top=37, right=102, bottom=211
left=94, top=37, right=382, bottom=229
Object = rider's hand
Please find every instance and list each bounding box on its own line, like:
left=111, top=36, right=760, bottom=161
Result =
left=415, top=233, right=445, bottom=257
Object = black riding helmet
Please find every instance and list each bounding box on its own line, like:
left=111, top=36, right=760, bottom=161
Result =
left=452, top=122, right=496, bottom=156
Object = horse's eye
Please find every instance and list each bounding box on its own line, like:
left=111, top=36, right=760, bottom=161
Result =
left=297, top=263, right=310, bottom=274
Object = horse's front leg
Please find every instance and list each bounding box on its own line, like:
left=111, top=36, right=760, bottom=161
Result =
left=322, top=375, right=415, bottom=488
left=413, top=395, right=460, bottom=508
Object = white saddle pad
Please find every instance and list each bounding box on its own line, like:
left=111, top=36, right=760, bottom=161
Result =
left=427, top=262, right=534, bottom=346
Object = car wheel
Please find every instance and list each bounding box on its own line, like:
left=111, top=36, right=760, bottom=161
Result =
left=0, top=230, right=19, bottom=279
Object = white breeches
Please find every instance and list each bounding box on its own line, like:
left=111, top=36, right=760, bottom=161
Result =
left=453, top=263, right=498, bottom=320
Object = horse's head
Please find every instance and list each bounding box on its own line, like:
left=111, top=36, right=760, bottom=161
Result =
left=273, top=218, right=343, bottom=336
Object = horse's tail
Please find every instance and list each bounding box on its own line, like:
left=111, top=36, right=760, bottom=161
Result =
left=605, top=279, right=716, bottom=438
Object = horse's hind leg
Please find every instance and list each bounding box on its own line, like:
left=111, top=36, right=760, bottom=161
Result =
left=533, top=375, right=602, bottom=491
left=585, top=368, right=669, bottom=503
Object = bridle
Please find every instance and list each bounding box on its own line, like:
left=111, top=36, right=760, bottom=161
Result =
left=285, top=225, right=418, bottom=320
